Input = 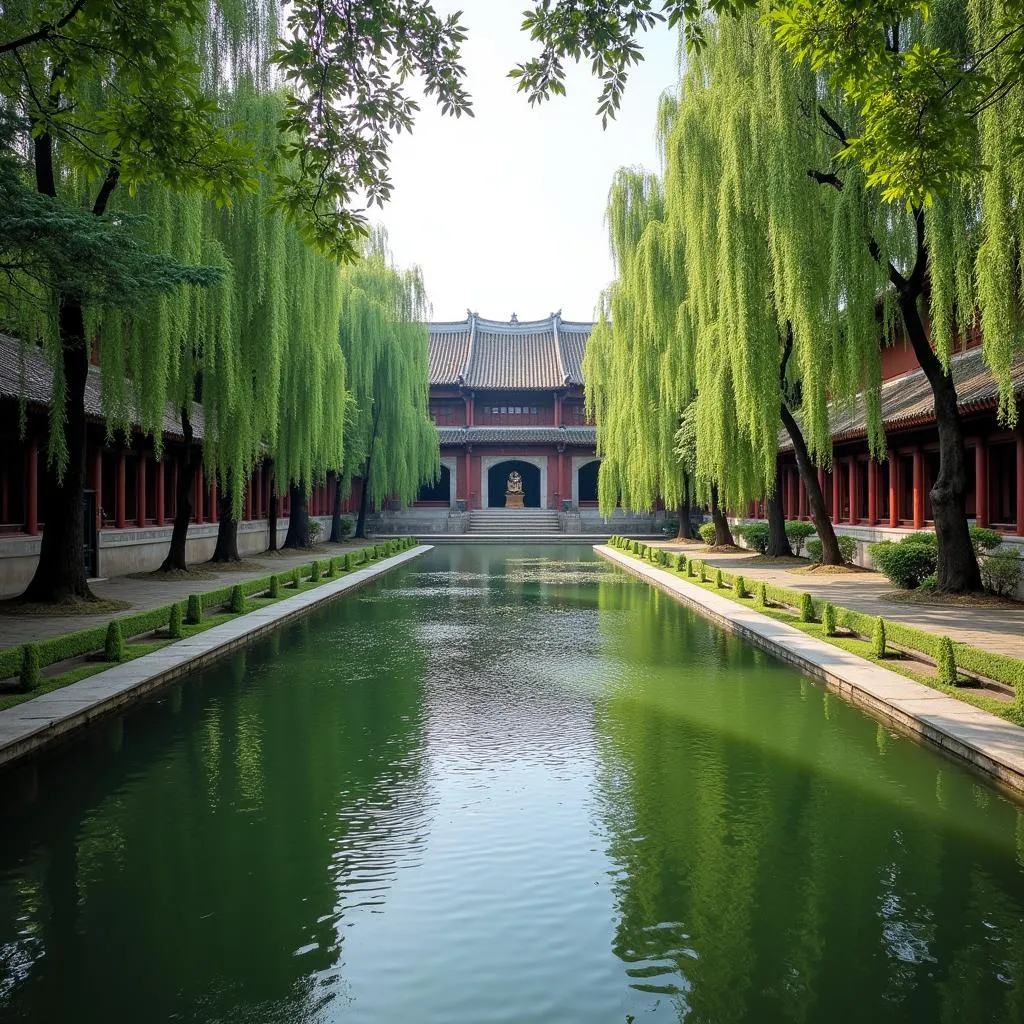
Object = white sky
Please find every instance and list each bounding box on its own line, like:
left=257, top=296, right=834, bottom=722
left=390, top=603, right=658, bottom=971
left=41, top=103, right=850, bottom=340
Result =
left=380, top=0, right=679, bottom=324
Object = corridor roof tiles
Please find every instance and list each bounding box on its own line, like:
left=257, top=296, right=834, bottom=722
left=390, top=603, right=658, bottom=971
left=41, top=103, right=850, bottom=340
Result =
left=783, top=346, right=1024, bottom=448
left=0, top=334, right=204, bottom=440
left=437, top=425, right=597, bottom=445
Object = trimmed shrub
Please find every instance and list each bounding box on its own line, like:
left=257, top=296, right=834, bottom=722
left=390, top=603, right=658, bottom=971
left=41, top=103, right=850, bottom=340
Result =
left=344, top=553, right=356, bottom=571
left=980, top=548, right=1023, bottom=597
left=699, top=522, right=718, bottom=546
left=738, top=522, right=770, bottom=554
left=104, top=620, right=125, bottom=662
left=715, top=568, right=724, bottom=589
left=291, top=567, right=302, bottom=588
left=186, top=594, right=202, bottom=625
left=338, top=516, right=355, bottom=539
left=784, top=521, right=816, bottom=556
left=799, top=592, right=815, bottom=622
left=269, top=574, right=281, bottom=598
left=970, top=526, right=1003, bottom=554
left=310, top=560, right=321, bottom=582
left=673, top=553, right=686, bottom=571
left=19, top=644, right=40, bottom=692
left=308, top=517, right=322, bottom=542
left=806, top=538, right=822, bottom=563
left=168, top=603, right=183, bottom=639
left=325, top=558, right=336, bottom=577
left=699, top=562, right=708, bottom=583
left=734, top=575, right=747, bottom=598
left=869, top=538, right=937, bottom=589
left=937, top=636, right=957, bottom=686
left=919, top=572, right=938, bottom=591
left=807, top=535, right=857, bottom=565
left=871, top=616, right=886, bottom=658
left=822, top=602, right=837, bottom=636
left=756, top=581, right=768, bottom=608
left=230, top=585, right=245, bottom=614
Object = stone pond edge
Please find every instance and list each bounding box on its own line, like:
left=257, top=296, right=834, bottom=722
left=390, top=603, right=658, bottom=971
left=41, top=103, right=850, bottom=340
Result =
left=596, top=544, right=1024, bottom=799
left=0, top=545, right=433, bottom=771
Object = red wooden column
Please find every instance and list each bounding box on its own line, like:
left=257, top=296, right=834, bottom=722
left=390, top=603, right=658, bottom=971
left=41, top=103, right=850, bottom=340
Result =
left=92, top=448, right=103, bottom=528
left=195, top=464, right=204, bottom=524
left=557, top=450, right=564, bottom=507
left=831, top=463, right=841, bottom=524
left=25, top=439, right=38, bottom=535
left=254, top=471, right=263, bottom=519
left=867, top=459, right=878, bottom=526
left=912, top=448, right=925, bottom=529
left=975, top=441, right=988, bottom=528
left=555, top=394, right=563, bottom=427
left=171, top=460, right=179, bottom=518
left=1016, top=432, right=1024, bottom=536
left=155, top=459, right=165, bottom=526
left=889, top=457, right=898, bottom=528
left=465, top=448, right=473, bottom=508
left=115, top=450, right=126, bottom=529
left=136, top=453, right=146, bottom=527
left=847, top=458, right=857, bottom=524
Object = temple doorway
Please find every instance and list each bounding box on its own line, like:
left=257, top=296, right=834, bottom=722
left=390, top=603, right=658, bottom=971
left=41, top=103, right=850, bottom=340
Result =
left=487, top=460, right=541, bottom=508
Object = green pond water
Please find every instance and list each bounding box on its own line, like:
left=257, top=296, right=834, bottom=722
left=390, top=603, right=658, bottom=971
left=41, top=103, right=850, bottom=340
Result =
left=1, top=544, right=1024, bottom=1023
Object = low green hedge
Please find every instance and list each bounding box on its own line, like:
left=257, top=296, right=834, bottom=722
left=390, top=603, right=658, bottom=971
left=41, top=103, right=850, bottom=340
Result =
left=613, top=547, right=1024, bottom=695
left=0, top=538, right=418, bottom=683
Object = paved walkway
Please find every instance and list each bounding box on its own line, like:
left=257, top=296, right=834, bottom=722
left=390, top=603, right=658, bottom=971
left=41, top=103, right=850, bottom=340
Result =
left=0, top=541, right=377, bottom=649
left=651, top=541, right=1023, bottom=659
left=600, top=546, right=1024, bottom=797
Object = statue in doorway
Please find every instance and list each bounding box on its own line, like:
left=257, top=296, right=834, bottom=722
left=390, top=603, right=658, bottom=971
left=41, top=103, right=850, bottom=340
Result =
left=505, top=470, right=525, bottom=508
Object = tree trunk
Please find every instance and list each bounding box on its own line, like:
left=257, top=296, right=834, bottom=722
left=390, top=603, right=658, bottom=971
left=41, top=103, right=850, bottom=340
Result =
left=355, top=462, right=372, bottom=539
left=709, top=485, right=734, bottom=547
left=160, top=410, right=195, bottom=572
left=210, top=479, right=240, bottom=562
left=899, top=296, right=981, bottom=592
left=282, top=483, right=310, bottom=549
left=780, top=404, right=843, bottom=565
left=766, top=464, right=792, bottom=557
left=267, top=472, right=278, bottom=553
left=329, top=471, right=345, bottom=542
left=676, top=497, right=693, bottom=540
left=22, top=299, right=95, bottom=603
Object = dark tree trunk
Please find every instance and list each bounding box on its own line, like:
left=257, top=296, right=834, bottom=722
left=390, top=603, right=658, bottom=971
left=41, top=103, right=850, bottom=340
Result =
left=22, top=299, right=95, bottom=603
left=329, top=471, right=345, bottom=542
left=709, top=485, right=734, bottom=547
left=780, top=404, right=843, bottom=565
left=766, top=465, right=792, bottom=557
left=355, top=461, right=372, bottom=539
left=676, top=495, right=693, bottom=540
left=282, top=483, right=310, bottom=549
left=160, top=410, right=195, bottom=572
left=899, top=295, right=981, bottom=592
left=267, top=474, right=278, bottom=552
left=210, top=479, right=240, bottom=562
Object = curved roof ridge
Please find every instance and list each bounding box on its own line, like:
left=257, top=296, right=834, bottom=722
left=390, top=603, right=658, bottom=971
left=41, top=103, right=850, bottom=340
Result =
left=458, top=312, right=477, bottom=385
left=551, top=312, right=568, bottom=386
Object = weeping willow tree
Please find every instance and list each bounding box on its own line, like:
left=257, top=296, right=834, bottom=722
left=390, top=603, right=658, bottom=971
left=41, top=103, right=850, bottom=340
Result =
left=335, top=231, right=438, bottom=539
left=275, top=234, right=348, bottom=550
left=584, top=166, right=703, bottom=538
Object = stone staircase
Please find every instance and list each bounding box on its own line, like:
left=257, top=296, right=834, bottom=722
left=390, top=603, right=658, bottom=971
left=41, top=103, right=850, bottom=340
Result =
left=467, top=508, right=562, bottom=535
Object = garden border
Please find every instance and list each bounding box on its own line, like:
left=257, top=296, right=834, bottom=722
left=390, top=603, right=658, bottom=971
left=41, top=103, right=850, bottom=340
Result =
left=0, top=544, right=432, bottom=770
left=596, top=544, right=1024, bottom=798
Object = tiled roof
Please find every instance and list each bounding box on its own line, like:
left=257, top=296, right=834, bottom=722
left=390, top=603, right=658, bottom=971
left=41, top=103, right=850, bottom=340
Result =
left=427, top=322, right=473, bottom=386
left=783, top=346, right=1024, bottom=448
left=428, top=313, right=592, bottom=390
left=0, top=334, right=204, bottom=440
left=437, top=425, right=597, bottom=446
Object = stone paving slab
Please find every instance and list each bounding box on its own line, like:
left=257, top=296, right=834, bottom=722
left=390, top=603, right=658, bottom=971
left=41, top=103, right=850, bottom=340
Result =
left=598, top=545, right=1024, bottom=797
left=0, top=546, right=431, bottom=770
left=653, top=542, right=1024, bottom=659
left=0, top=541, right=384, bottom=650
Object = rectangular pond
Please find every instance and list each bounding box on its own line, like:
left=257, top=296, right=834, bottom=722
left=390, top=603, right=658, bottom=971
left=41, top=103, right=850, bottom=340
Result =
left=1, top=544, right=1023, bottom=1022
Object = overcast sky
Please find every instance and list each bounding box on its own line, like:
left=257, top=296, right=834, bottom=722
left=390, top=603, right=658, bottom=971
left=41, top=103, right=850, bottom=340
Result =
left=380, top=0, right=679, bottom=324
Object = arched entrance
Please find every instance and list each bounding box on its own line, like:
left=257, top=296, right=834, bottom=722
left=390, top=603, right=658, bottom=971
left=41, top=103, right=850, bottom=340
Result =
left=416, top=464, right=451, bottom=504
left=577, top=459, right=600, bottom=504
left=487, top=459, right=542, bottom=508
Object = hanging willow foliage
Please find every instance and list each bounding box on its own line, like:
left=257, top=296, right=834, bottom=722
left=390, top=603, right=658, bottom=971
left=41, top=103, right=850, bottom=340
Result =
left=338, top=230, right=438, bottom=512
